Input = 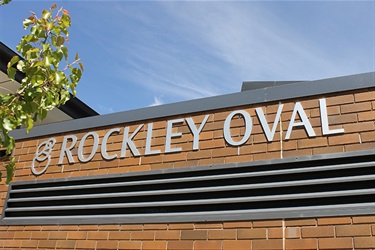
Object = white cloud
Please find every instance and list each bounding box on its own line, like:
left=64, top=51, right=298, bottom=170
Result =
left=149, top=96, right=163, bottom=107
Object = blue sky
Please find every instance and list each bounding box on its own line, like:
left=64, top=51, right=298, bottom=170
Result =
left=1, top=1, right=374, bottom=114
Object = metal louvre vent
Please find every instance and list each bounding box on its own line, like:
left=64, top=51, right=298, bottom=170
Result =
left=2, top=150, right=375, bottom=225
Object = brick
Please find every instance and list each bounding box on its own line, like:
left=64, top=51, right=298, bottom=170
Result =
left=58, top=225, right=79, bottom=231
left=168, top=223, right=194, bottom=230
left=326, top=94, right=354, bottom=106
left=285, top=239, right=317, bottom=249
left=302, top=226, right=334, bottom=238
left=252, top=239, right=283, bottom=249
left=336, top=224, right=371, bottom=236
left=253, top=220, right=282, bottom=228
left=67, top=231, right=87, bottom=240
left=328, top=133, right=360, bottom=146
left=180, top=230, right=207, bottom=240
left=361, top=131, right=375, bottom=142
left=194, top=240, right=222, bottom=250
left=268, top=228, right=282, bottom=238
left=121, top=224, right=143, bottom=231
left=254, top=151, right=282, bottom=161
left=208, top=229, right=236, bottom=239
left=56, top=240, right=76, bottom=249
left=317, top=217, right=351, bottom=225
left=285, top=219, right=316, bottom=227
left=341, top=102, right=372, bottom=114
left=223, top=221, right=252, bottom=228
left=328, top=113, right=357, bottom=125
left=195, top=222, right=223, bottom=229
left=131, top=231, right=154, bottom=240
left=0, top=231, right=15, bottom=239
left=155, top=230, right=181, bottom=240
left=225, top=154, right=253, bottom=163
left=118, top=241, right=142, bottom=250
left=38, top=240, right=57, bottom=249
left=98, top=225, right=121, bottom=231
left=212, top=147, right=239, bottom=158
left=0, top=239, right=22, bottom=248
left=87, top=231, right=109, bottom=240
left=318, top=238, right=353, bottom=249
left=199, top=157, right=226, bottom=166
left=358, top=110, right=375, bottom=121
left=14, top=231, right=31, bottom=239
left=223, top=240, right=251, bottom=250
left=48, top=231, right=67, bottom=240
left=96, top=240, right=119, bottom=250
left=109, top=231, right=131, bottom=240
left=343, top=121, right=375, bottom=133
left=31, top=231, right=49, bottom=239
left=285, top=227, right=301, bottom=238
left=313, top=145, right=344, bottom=155
left=143, top=240, right=167, bottom=250
left=79, top=225, right=99, bottom=231
left=21, top=240, right=39, bottom=248
left=354, top=91, right=375, bottom=102
left=352, top=215, right=375, bottom=224
left=354, top=237, right=375, bottom=248
left=298, top=137, right=328, bottom=149
left=167, top=240, right=194, bottom=250
left=75, top=240, right=97, bottom=249
left=283, top=149, right=312, bottom=158
left=238, top=228, right=266, bottom=239
left=345, top=142, right=375, bottom=151
left=173, top=160, right=199, bottom=168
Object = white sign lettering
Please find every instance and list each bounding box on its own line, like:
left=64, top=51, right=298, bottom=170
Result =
left=33, top=98, right=344, bottom=174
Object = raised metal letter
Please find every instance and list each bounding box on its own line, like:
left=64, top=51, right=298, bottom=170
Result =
left=223, top=110, right=252, bottom=146
left=186, top=115, right=209, bottom=150
left=319, top=98, right=345, bottom=135
left=285, top=102, right=316, bottom=139
left=78, top=132, right=99, bottom=163
left=256, top=104, right=284, bottom=142
left=58, top=135, right=77, bottom=164
left=101, top=128, right=121, bottom=160
left=165, top=119, right=184, bottom=153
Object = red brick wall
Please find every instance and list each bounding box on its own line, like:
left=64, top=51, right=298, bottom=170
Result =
left=0, top=88, right=374, bottom=249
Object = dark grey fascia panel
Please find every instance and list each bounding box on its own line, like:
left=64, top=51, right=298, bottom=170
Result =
left=241, top=81, right=304, bottom=92
left=11, top=72, right=375, bottom=140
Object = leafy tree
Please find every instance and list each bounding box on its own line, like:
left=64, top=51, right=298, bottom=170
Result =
left=0, top=3, right=83, bottom=183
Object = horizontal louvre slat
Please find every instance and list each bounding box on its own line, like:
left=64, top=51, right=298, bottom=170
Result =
left=11, top=160, right=375, bottom=194
left=6, top=189, right=375, bottom=213
left=3, top=203, right=375, bottom=225
left=8, top=174, right=375, bottom=203
left=2, top=150, right=374, bottom=225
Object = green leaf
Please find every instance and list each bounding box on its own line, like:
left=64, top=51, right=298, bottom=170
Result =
left=42, top=9, right=51, bottom=19
left=56, top=36, right=64, bottom=46
left=61, top=46, right=68, bottom=59
left=26, top=115, right=34, bottom=133
left=22, top=17, right=34, bottom=29
left=7, top=67, right=16, bottom=80
left=39, top=108, right=47, bottom=121
left=7, top=55, right=19, bottom=68
left=3, top=118, right=15, bottom=131
left=44, top=55, right=52, bottom=67
left=5, top=157, right=15, bottom=184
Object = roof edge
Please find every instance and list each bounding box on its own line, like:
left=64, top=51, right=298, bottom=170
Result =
left=10, top=71, right=375, bottom=140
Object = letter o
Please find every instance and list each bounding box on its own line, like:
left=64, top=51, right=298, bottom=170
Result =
left=78, top=132, right=99, bottom=162
left=223, top=110, right=252, bottom=146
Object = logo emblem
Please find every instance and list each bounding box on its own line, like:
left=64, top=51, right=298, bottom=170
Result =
left=31, top=138, right=56, bottom=175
